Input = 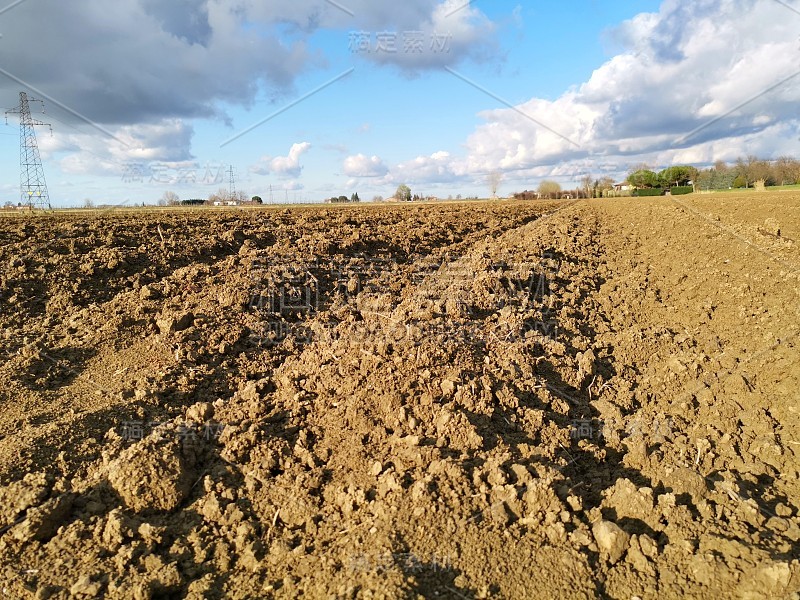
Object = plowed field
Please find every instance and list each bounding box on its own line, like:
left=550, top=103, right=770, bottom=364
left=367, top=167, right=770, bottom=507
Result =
left=0, top=194, right=798, bottom=599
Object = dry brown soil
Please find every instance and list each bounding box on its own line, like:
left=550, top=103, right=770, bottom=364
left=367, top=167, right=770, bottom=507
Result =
left=0, top=195, right=798, bottom=599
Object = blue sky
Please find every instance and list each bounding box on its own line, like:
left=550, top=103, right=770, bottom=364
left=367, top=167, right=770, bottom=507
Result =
left=1, top=0, right=799, bottom=206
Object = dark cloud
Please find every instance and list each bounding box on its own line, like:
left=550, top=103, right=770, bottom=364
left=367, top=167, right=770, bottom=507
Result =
left=0, top=0, right=499, bottom=129
left=0, top=0, right=313, bottom=126
left=141, top=0, right=213, bottom=46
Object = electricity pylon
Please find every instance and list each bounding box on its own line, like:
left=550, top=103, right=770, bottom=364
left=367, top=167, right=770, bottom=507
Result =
left=228, top=165, right=236, bottom=198
left=5, top=92, right=52, bottom=209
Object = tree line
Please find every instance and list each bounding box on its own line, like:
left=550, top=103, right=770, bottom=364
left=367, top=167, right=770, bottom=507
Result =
left=327, top=193, right=360, bottom=204
left=695, top=156, right=800, bottom=190
left=628, top=156, right=800, bottom=192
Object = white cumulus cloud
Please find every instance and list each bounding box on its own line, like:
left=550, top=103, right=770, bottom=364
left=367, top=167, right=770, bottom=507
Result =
left=48, top=119, right=195, bottom=178
left=455, top=0, right=800, bottom=184
left=343, top=154, right=389, bottom=177
left=250, top=142, right=312, bottom=178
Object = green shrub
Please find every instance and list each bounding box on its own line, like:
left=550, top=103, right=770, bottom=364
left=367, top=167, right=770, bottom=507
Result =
left=670, top=186, right=693, bottom=195
left=633, top=188, right=664, bottom=197
left=733, top=175, right=747, bottom=188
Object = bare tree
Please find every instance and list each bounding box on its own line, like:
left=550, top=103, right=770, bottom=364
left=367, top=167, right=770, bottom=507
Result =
left=735, top=155, right=769, bottom=187
left=579, top=174, right=593, bottom=198
left=208, top=188, right=232, bottom=204
left=597, top=177, right=614, bottom=197
left=488, top=171, right=503, bottom=199
left=538, top=180, right=562, bottom=199
left=162, top=191, right=180, bottom=206
left=748, top=156, right=772, bottom=186
left=774, top=156, right=799, bottom=185
left=628, top=162, right=653, bottom=175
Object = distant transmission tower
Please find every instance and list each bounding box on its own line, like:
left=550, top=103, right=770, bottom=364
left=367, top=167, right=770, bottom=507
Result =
left=227, top=165, right=236, bottom=198
left=5, top=92, right=52, bottom=209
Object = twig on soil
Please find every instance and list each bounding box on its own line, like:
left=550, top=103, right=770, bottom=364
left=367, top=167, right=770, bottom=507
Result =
left=757, top=227, right=795, bottom=242
left=157, top=224, right=165, bottom=247
left=336, top=521, right=368, bottom=538
left=544, top=384, right=580, bottom=405
left=191, top=460, right=219, bottom=490
left=567, top=481, right=587, bottom=494
left=721, top=484, right=739, bottom=503
left=266, top=507, right=280, bottom=540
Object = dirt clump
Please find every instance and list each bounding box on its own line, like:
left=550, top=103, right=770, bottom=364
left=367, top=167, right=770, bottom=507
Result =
left=105, top=436, right=196, bottom=513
